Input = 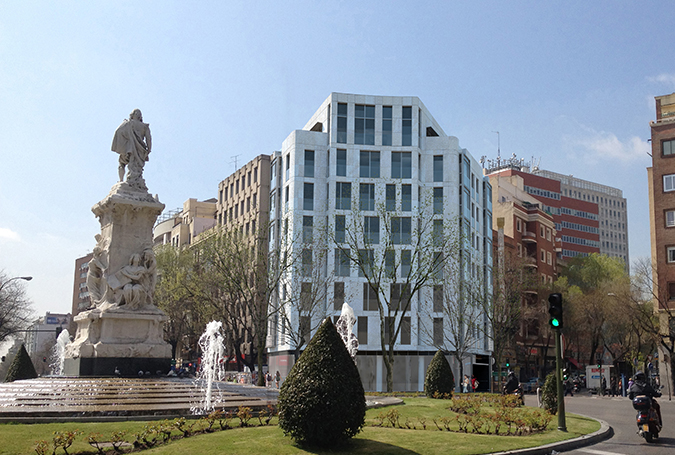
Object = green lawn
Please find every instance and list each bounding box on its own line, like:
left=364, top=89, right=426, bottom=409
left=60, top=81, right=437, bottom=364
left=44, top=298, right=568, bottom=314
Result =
left=0, top=398, right=600, bottom=455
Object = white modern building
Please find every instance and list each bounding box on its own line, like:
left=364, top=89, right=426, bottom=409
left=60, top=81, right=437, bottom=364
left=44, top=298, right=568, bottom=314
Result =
left=266, top=93, right=493, bottom=391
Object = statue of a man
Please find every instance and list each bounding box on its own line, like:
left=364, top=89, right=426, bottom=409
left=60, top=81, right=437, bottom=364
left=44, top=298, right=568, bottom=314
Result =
left=111, top=109, right=152, bottom=190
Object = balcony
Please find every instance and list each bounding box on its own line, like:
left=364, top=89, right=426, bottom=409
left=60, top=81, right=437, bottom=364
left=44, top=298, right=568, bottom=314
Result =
left=522, top=231, right=537, bottom=243
left=523, top=256, right=538, bottom=268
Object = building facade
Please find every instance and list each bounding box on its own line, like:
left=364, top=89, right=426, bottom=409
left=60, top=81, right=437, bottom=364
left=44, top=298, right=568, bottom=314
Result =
left=648, top=92, right=675, bottom=385
left=153, top=198, right=218, bottom=247
left=489, top=170, right=559, bottom=380
left=71, top=252, right=93, bottom=324
left=532, top=169, right=628, bottom=266
left=486, top=162, right=601, bottom=263
left=266, top=93, right=493, bottom=391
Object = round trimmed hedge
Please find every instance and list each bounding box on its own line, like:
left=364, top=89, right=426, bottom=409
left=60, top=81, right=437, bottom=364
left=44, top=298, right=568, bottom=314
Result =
left=424, top=350, right=454, bottom=398
left=278, top=318, right=365, bottom=447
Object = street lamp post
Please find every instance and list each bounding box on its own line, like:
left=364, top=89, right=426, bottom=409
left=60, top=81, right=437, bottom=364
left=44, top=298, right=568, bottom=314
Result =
left=0, top=276, right=32, bottom=293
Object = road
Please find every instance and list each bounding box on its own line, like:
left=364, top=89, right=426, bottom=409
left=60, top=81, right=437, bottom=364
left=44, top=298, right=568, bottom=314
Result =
left=524, top=392, right=675, bottom=455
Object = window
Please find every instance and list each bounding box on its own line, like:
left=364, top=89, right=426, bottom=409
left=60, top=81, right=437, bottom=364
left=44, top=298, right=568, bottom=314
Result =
left=357, top=249, right=374, bottom=277
left=516, top=218, right=521, bottom=232
left=302, top=249, right=312, bottom=276
left=402, top=106, right=412, bottom=146
left=400, top=317, right=411, bottom=344
left=546, top=228, right=551, bottom=241
left=392, top=217, right=411, bottom=244
left=253, top=167, right=257, bottom=182
left=304, top=150, right=314, bottom=177
left=303, top=216, right=313, bottom=243
left=358, top=317, right=368, bottom=344
left=401, top=184, right=412, bottom=211
left=335, top=215, right=346, bottom=243
left=540, top=226, right=545, bottom=237
left=433, top=285, right=443, bottom=312
left=667, top=210, right=675, bottom=227
left=433, top=220, right=443, bottom=247
left=384, top=316, right=395, bottom=343
left=355, top=104, right=375, bottom=145
left=663, top=174, right=675, bottom=192
left=303, top=183, right=313, bottom=210
left=401, top=250, right=411, bottom=276
left=360, top=151, right=380, bottom=178
left=247, top=171, right=251, bottom=187
left=664, top=139, right=675, bottom=156
left=301, top=282, right=312, bottom=312
left=433, top=155, right=443, bottom=182
left=285, top=155, right=290, bottom=180
left=360, top=183, right=375, bottom=211
left=547, top=251, right=552, bottom=265
left=335, top=248, right=350, bottom=276
left=433, top=318, right=443, bottom=346
left=668, top=247, right=675, bottom=263
left=336, top=182, right=351, bottom=210
left=669, top=282, right=675, bottom=301
left=334, top=282, right=344, bottom=310
left=300, top=316, right=311, bottom=344
left=541, top=249, right=545, bottom=262
left=390, top=283, right=411, bottom=310
left=385, top=249, right=395, bottom=276
left=363, top=283, right=378, bottom=311
left=336, top=149, right=347, bottom=176
left=252, top=193, right=257, bottom=208
left=337, top=103, right=347, bottom=143
left=386, top=184, right=396, bottom=211
left=364, top=216, right=379, bottom=244
left=433, top=187, right=443, bottom=214
left=391, top=151, right=412, bottom=179
left=382, top=106, right=392, bottom=146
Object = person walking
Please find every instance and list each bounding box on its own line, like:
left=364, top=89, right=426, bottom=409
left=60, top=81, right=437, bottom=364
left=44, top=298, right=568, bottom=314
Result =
left=462, top=375, right=470, bottom=393
left=471, top=375, right=479, bottom=392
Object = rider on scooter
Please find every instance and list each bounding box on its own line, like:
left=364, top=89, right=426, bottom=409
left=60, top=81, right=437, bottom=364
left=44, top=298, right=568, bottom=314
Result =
left=503, top=371, right=519, bottom=394
left=629, top=371, right=662, bottom=426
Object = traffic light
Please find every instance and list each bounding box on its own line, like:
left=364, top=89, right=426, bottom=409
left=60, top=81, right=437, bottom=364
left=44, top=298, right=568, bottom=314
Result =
left=563, top=368, right=568, bottom=380
left=548, top=293, right=563, bottom=329
left=505, top=359, right=510, bottom=368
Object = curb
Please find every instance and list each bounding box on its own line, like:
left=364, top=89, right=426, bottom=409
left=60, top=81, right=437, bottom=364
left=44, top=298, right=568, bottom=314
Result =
left=492, top=415, right=612, bottom=455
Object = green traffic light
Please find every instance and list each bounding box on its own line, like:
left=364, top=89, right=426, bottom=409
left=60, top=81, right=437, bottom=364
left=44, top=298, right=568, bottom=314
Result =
left=551, top=318, right=560, bottom=327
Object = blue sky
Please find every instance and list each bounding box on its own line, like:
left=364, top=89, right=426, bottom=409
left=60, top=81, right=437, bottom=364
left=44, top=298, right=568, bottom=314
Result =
left=1, top=1, right=672, bottom=316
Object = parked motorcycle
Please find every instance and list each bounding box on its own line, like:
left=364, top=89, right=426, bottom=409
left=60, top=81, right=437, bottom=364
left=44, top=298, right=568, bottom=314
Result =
left=632, top=395, right=661, bottom=443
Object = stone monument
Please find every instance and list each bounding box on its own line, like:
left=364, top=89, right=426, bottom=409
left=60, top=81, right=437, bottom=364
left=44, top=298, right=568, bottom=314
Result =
left=64, top=109, right=172, bottom=376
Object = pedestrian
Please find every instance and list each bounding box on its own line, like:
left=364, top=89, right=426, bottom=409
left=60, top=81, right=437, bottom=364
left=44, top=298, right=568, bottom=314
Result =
left=275, top=370, right=281, bottom=388
left=462, top=375, right=470, bottom=393
left=601, top=376, right=607, bottom=396
left=610, top=377, right=617, bottom=397
left=471, top=375, right=479, bottom=392
left=266, top=371, right=272, bottom=387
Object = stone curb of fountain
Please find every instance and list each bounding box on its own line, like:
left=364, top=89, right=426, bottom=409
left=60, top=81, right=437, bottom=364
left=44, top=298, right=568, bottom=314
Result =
left=491, top=415, right=612, bottom=455
left=365, top=396, right=404, bottom=409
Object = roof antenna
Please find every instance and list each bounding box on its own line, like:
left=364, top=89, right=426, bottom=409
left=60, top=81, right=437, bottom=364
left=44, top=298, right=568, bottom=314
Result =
left=230, top=154, right=241, bottom=171
left=492, top=131, right=500, bottom=166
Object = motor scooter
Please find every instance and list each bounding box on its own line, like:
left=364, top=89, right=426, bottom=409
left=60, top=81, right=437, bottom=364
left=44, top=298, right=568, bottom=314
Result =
left=632, top=395, right=661, bottom=443
left=503, top=384, right=524, bottom=406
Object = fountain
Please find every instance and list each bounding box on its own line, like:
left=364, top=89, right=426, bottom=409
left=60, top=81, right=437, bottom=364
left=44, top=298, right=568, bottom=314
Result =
left=335, top=303, right=359, bottom=360
left=192, top=321, right=227, bottom=414
left=49, top=329, right=71, bottom=376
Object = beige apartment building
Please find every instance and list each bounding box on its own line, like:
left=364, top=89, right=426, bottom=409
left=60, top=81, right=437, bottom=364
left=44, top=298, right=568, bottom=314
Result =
left=153, top=198, right=218, bottom=247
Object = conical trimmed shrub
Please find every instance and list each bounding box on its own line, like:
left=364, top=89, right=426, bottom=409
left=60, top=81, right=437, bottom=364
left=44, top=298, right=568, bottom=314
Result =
left=278, top=318, right=365, bottom=447
left=424, top=350, right=454, bottom=398
left=541, top=372, right=558, bottom=415
left=5, top=344, right=37, bottom=382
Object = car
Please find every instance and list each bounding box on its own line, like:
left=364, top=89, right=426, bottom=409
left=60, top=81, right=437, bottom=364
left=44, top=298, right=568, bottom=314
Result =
left=524, top=377, right=541, bottom=393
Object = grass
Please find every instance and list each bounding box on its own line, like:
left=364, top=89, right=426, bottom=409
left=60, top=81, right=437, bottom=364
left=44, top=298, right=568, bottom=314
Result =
left=0, top=398, right=600, bottom=455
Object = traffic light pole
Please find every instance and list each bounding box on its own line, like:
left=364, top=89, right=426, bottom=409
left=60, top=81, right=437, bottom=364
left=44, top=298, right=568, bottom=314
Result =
left=554, top=327, right=566, bottom=431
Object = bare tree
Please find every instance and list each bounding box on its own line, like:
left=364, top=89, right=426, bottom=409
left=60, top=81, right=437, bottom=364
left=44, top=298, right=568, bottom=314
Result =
left=0, top=272, right=33, bottom=344
left=329, top=185, right=456, bottom=392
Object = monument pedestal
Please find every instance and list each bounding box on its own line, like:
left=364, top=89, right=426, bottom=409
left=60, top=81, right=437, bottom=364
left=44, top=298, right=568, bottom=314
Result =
left=65, top=178, right=173, bottom=376
left=65, top=306, right=172, bottom=376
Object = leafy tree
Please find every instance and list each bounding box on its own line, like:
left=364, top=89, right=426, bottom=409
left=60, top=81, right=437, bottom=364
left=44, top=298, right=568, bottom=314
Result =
left=278, top=318, right=365, bottom=446
left=154, top=245, right=209, bottom=360
left=0, top=272, right=33, bottom=344
left=190, top=223, right=298, bottom=385
left=424, top=350, right=454, bottom=398
left=5, top=344, right=37, bottom=382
